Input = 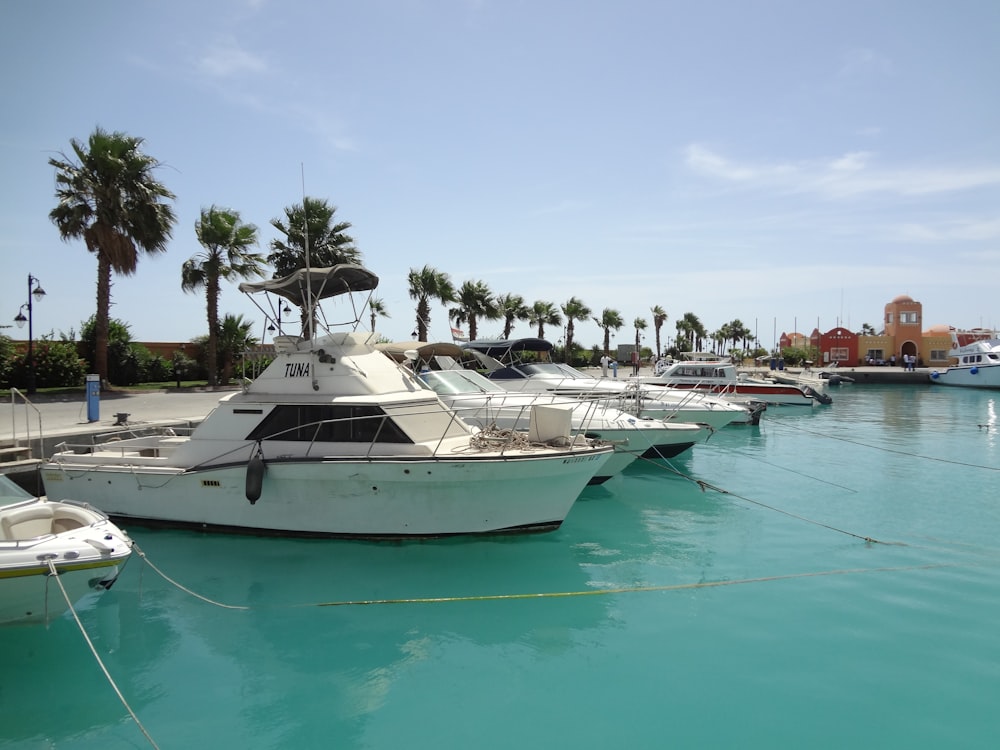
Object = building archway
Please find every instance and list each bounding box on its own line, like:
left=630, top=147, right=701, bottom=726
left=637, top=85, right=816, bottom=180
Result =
left=900, top=339, right=918, bottom=365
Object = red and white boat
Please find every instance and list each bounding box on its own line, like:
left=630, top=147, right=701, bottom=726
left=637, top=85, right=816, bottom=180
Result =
left=639, top=357, right=830, bottom=407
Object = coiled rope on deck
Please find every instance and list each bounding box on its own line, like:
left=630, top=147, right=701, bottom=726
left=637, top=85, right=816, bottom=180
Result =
left=46, top=560, right=160, bottom=750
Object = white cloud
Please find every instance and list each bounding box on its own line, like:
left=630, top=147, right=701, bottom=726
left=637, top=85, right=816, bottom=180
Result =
left=684, top=144, right=1000, bottom=199
left=892, top=218, right=1000, bottom=243
left=198, top=37, right=268, bottom=77
left=838, top=48, right=894, bottom=78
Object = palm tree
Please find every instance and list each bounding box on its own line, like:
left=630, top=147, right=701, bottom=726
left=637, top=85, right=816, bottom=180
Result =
left=650, top=305, right=668, bottom=357
left=216, top=313, right=257, bottom=385
left=726, top=318, right=751, bottom=360
left=407, top=265, right=455, bottom=341
left=268, top=197, right=360, bottom=276
left=449, top=280, right=500, bottom=341
left=49, top=127, right=177, bottom=388
left=633, top=316, right=648, bottom=353
left=497, top=293, right=531, bottom=339
left=676, top=312, right=707, bottom=352
left=368, top=297, right=390, bottom=333
left=528, top=300, right=562, bottom=340
left=269, top=197, right=360, bottom=336
left=182, top=206, right=264, bottom=387
left=594, top=308, right=624, bottom=356
left=561, top=297, right=591, bottom=363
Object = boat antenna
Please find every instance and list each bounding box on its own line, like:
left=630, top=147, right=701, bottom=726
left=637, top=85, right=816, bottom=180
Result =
left=301, top=163, right=314, bottom=341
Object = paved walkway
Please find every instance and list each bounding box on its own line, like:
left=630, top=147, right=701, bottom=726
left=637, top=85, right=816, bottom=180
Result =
left=4, top=363, right=931, bottom=444
left=2, top=388, right=235, bottom=442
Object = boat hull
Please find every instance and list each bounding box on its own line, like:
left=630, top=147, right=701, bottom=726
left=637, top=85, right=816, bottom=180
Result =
left=642, top=381, right=815, bottom=406
left=0, top=498, right=132, bottom=625
left=42, top=452, right=610, bottom=539
left=929, top=363, right=1000, bottom=389
left=0, top=560, right=123, bottom=625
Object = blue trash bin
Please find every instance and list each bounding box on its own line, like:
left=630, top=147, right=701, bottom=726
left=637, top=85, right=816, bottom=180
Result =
left=86, top=374, right=100, bottom=422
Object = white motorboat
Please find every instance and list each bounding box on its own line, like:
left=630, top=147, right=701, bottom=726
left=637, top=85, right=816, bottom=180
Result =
left=929, top=337, right=1000, bottom=389
left=378, top=345, right=709, bottom=481
left=42, top=266, right=612, bottom=539
left=458, top=338, right=756, bottom=427
left=1, top=475, right=132, bottom=626
left=639, top=357, right=831, bottom=406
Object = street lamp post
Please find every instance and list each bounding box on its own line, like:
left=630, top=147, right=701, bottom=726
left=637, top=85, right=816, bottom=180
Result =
left=13, top=274, right=46, bottom=395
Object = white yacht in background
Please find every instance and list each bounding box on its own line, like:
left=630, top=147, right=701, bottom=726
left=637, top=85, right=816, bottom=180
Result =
left=929, top=336, right=1000, bottom=389
left=42, top=266, right=612, bottom=539
left=639, top=356, right=830, bottom=406
left=457, top=338, right=756, bottom=427
left=378, top=343, right=709, bottom=482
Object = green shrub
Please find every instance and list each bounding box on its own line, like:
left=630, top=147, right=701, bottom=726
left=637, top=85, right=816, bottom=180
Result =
left=0, top=335, right=14, bottom=387
left=6, top=339, right=86, bottom=389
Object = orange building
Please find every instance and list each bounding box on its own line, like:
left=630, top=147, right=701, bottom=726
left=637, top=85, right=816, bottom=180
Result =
left=780, top=293, right=987, bottom=367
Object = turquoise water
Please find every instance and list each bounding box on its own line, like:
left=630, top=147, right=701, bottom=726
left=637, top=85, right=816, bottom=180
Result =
left=3, top=385, right=1000, bottom=749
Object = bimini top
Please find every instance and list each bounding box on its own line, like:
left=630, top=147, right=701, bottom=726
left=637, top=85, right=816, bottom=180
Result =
left=378, top=341, right=467, bottom=363
left=238, top=265, right=379, bottom=308
left=461, top=338, right=553, bottom=358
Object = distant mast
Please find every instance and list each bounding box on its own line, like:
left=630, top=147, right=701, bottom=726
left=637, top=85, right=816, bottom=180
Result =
left=301, top=163, right=313, bottom=340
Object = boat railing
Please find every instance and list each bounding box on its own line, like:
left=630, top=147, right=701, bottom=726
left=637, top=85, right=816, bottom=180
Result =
left=6, top=388, right=44, bottom=464
left=93, top=425, right=196, bottom=444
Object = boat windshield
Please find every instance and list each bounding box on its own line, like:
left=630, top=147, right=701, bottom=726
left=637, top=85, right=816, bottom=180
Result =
left=420, top=370, right=508, bottom=395
left=518, top=363, right=590, bottom=379
left=0, top=474, right=33, bottom=505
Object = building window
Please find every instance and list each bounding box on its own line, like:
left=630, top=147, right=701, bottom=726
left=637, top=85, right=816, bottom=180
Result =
left=930, top=349, right=948, bottom=361
left=866, top=349, right=885, bottom=363
left=886, top=312, right=893, bottom=324
left=901, top=312, right=919, bottom=324
left=831, top=347, right=849, bottom=362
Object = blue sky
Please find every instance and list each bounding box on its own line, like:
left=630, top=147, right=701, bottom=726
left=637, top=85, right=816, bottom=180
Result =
left=2, top=0, right=999, bottom=352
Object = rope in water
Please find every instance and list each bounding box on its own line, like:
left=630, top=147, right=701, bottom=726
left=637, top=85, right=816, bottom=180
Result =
left=634, top=449, right=902, bottom=545
left=767, top=420, right=1000, bottom=471
left=45, top=560, right=160, bottom=750
left=133, top=544, right=249, bottom=610
left=307, top=562, right=957, bottom=607
left=131, top=543, right=957, bottom=610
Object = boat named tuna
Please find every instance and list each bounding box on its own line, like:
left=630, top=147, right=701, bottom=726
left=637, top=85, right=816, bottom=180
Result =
left=42, top=266, right=612, bottom=539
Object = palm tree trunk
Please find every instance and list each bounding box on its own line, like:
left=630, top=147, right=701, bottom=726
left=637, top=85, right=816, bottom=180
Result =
left=206, top=278, right=220, bottom=387
left=95, top=256, right=112, bottom=389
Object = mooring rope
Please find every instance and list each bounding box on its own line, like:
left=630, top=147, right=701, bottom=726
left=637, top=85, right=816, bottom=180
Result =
left=767, top=420, right=1000, bottom=472
left=307, top=562, right=956, bottom=608
left=133, top=544, right=249, bottom=610
left=631, top=450, right=902, bottom=545
left=131, top=545, right=959, bottom=611
left=46, top=560, right=160, bottom=750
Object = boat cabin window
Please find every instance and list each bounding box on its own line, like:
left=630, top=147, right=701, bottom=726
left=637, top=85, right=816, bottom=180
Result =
left=247, top=405, right=412, bottom=444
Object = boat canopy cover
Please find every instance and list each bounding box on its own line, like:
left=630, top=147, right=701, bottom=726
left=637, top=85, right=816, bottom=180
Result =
left=460, top=338, right=553, bottom=358
left=378, top=341, right=467, bottom=362
left=238, top=265, right=379, bottom=308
